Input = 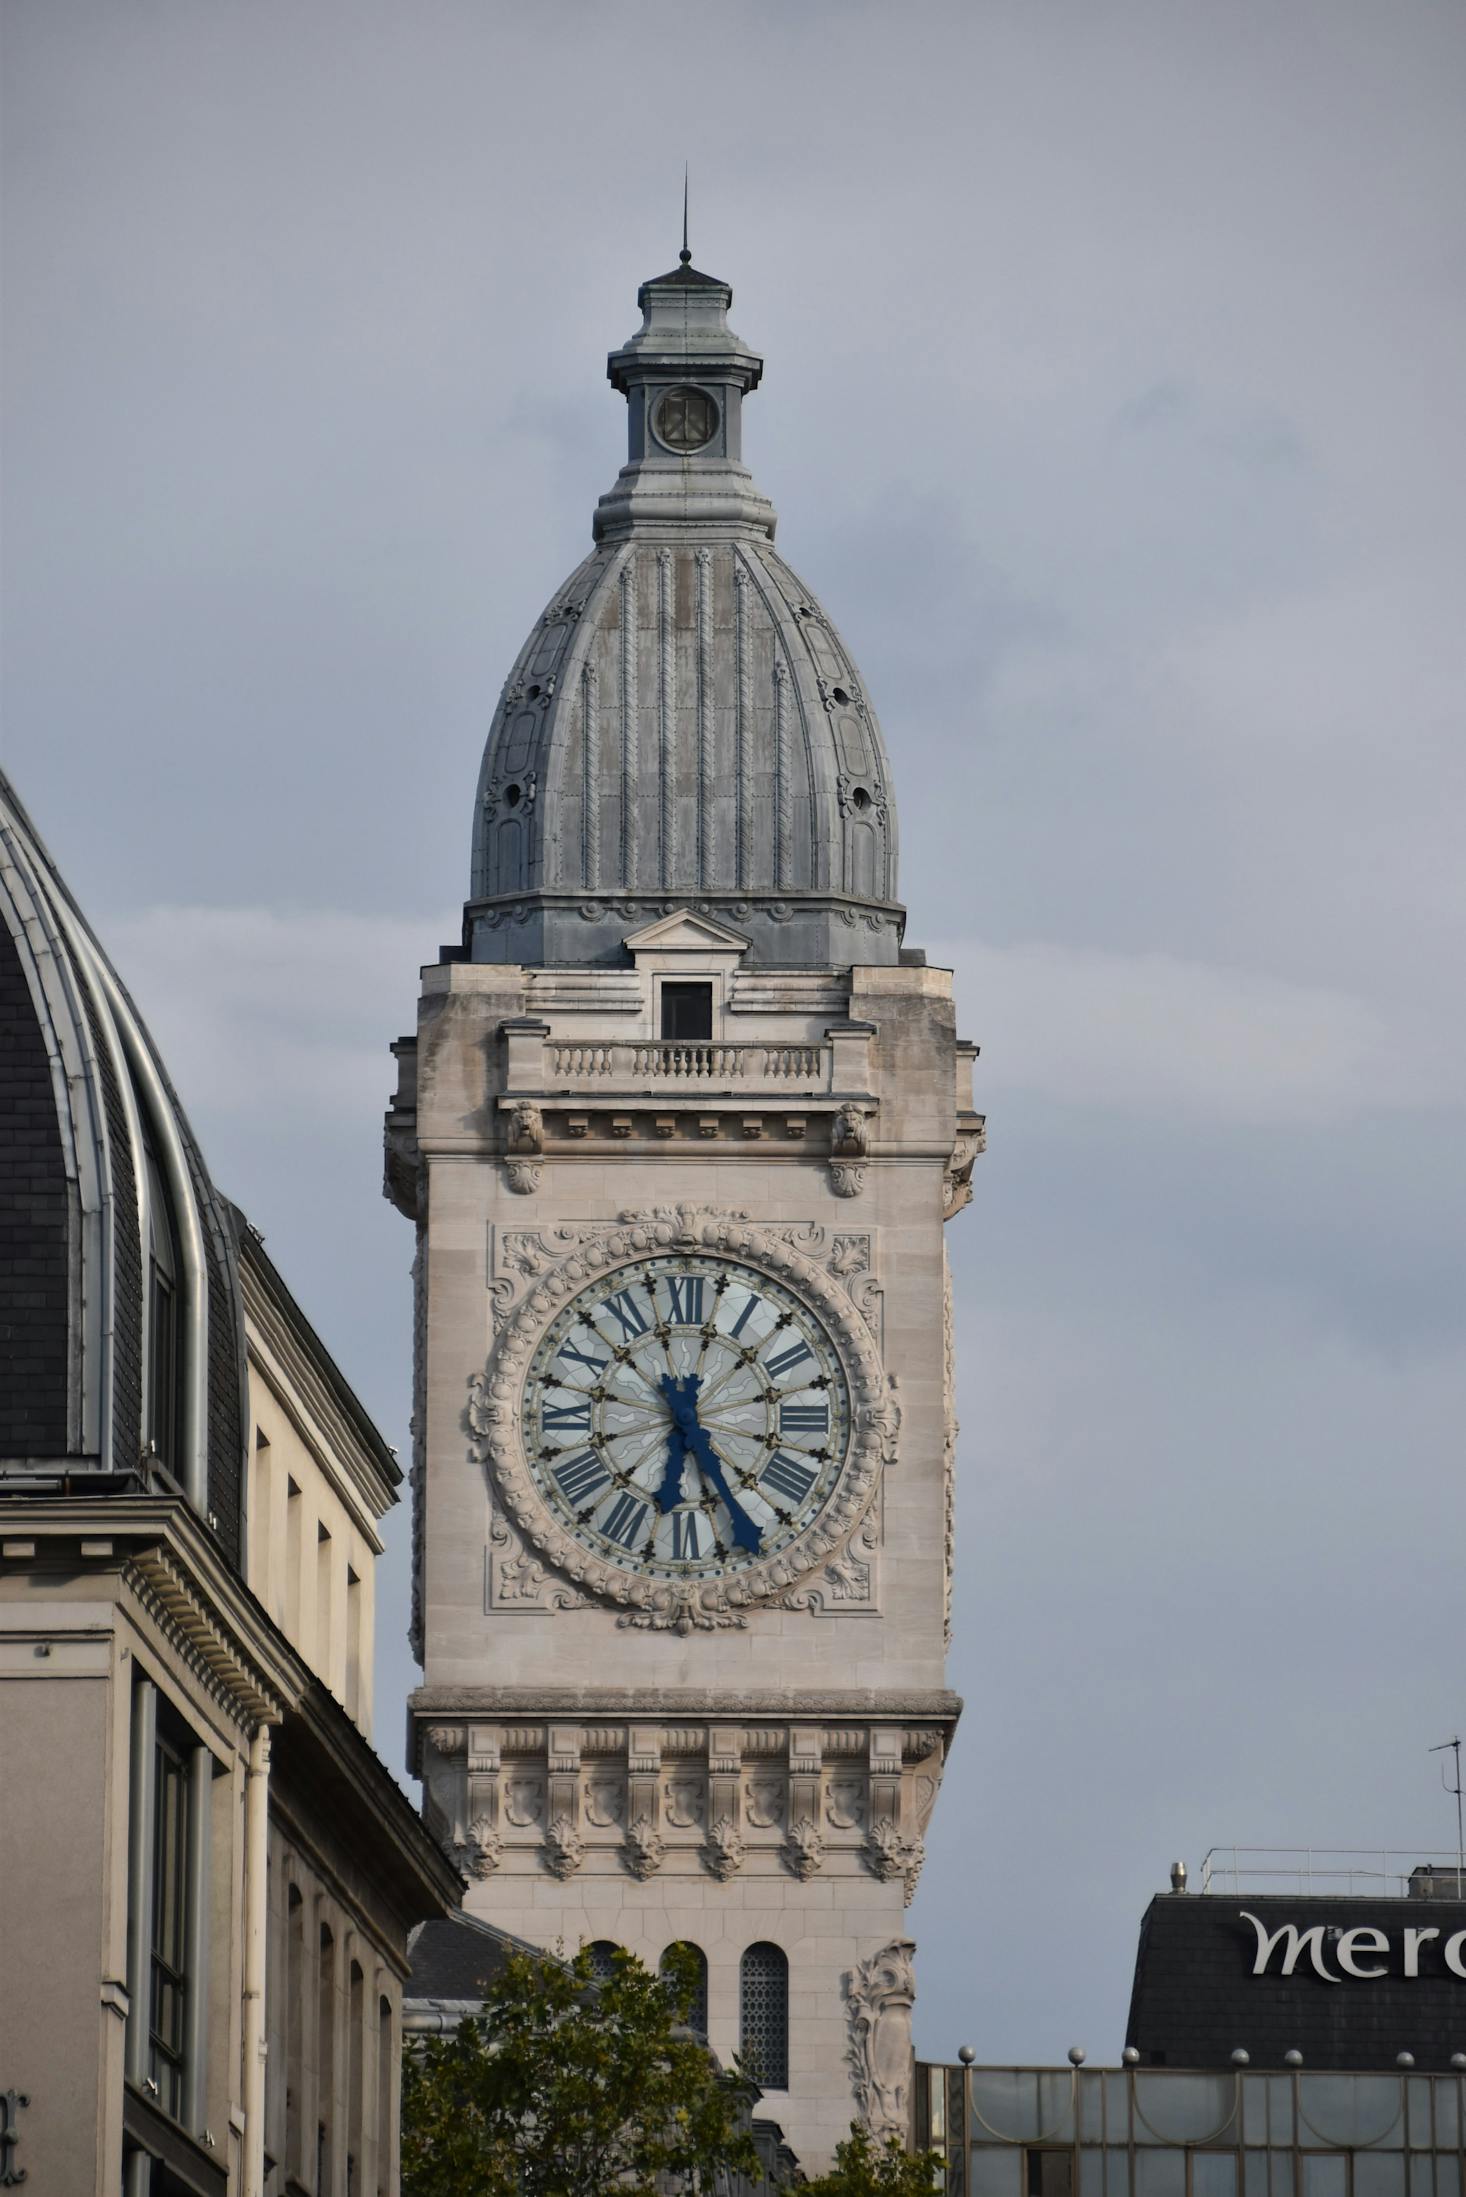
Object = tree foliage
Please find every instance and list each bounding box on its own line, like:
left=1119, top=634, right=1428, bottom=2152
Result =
left=800, top=2124, right=945, bottom=2197
left=400, top=1940, right=761, bottom=2197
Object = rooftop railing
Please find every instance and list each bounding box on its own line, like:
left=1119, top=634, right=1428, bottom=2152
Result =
left=1198, top=1847, right=1466, bottom=1897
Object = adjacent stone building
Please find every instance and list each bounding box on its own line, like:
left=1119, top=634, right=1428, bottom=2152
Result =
left=387, top=250, right=982, bottom=2168
left=0, top=771, right=460, bottom=2197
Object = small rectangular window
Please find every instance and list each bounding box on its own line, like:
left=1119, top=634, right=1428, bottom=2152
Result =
left=661, top=983, right=713, bottom=1042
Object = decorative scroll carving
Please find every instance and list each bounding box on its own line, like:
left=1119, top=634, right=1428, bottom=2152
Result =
left=942, top=1245, right=957, bottom=1647
left=425, top=1725, right=466, bottom=1758
left=504, top=1100, right=544, bottom=1195
left=616, top=1585, right=748, bottom=1635
left=784, top=1815, right=825, bottom=1880
left=778, top=1505, right=880, bottom=1616
left=584, top=1776, right=626, bottom=1829
left=664, top=1777, right=706, bottom=1830
left=865, top=1820, right=924, bottom=1901
left=544, top=1814, right=585, bottom=1879
left=943, top=1120, right=986, bottom=1220
left=829, top=1104, right=870, bottom=1199
left=705, top=1817, right=746, bottom=1881
left=624, top=1815, right=666, bottom=1880
left=846, top=1941, right=917, bottom=2143
left=487, top=1513, right=587, bottom=1613
left=826, top=1775, right=867, bottom=1830
left=745, top=1776, right=786, bottom=1829
left=470, top=1207, right=896, bottom=1623
left=504, top=1775, right=545, bottom=1829
left=456, top=1818, right=503, bottom=1880
left=409, top=1241, right=427, bottom=1661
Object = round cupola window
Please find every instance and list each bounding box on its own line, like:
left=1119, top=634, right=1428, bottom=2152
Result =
left=652, top=385, right=719, bottom=453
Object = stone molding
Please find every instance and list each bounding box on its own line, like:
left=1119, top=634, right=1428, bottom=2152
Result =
left=417, top=1714, right=946, bottom=1898
left=470, top=1205, right=898, bottom=1628
left=845, top=1939, right=918, bottom=2144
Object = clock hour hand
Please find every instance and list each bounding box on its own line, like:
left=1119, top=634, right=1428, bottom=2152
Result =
left=659, top=1374, right=763, bottom=1555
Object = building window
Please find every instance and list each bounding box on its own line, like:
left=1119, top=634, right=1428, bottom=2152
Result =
left=376, top=1995, right=394, bottom=2197
left=319, top=1924, right=336, bottom=2188
left=659, top=1942, right=708, bottom=2042
left=586, top=1940, right=620, bottom=1985
left=660, top=982, right=713, bottom=1042
left=148, top=1729, right=191, bottom=2115
left=127, top=1683, right=208, bottom=2128
left=739, top=1942, right=788, bottom=2089
left=286, top=1885, right=305, bottom=2171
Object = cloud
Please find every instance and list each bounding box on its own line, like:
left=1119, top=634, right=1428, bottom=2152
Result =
left=934, top=937, right=1464, bottom=1126
left=104, top=904, right=454, bottom=1119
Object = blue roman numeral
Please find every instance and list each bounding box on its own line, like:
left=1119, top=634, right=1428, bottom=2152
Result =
left=601, top=1492, right=650, bottom=1549
left=760, top=1451, right=816, bottom=1504
left=600, top=1288, right=649, bottom=1340
left=670, top=1510, right=704, bottom=1561
left=665, top=1275, right=706, bottom=1326
left=764, top=1335, right=813, bottom=1381
left=779, top=1401, right=828, bottom=1439
left=558, top=1341, right=609, bottom=1376
left=543, top=1399, right=592, bottom=1434
left=554, top=1449, right=610, bottom=1506
left=728, top=1291, right=762, bottom=1340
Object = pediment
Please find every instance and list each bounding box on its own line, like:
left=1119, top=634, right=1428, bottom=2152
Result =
left=622, top=908, right=751, bottom=956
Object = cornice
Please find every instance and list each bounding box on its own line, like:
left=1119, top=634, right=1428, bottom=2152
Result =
left=411, top=1685, right=962, bottom=1721
left=271, top=1681, right=462, bottom=1933
left=1, top=1496, right=298, bottom=1722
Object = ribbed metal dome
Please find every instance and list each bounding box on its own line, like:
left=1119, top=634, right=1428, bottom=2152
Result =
left=0, top=769, right=247, bottom=1558
left=465, top=263, right=902, bottom=970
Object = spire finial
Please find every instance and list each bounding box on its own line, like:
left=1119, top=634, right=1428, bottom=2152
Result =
left=680, top=164, right=691, bottom=266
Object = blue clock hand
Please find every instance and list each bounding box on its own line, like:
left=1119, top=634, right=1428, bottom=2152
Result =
left=684, top=1421, right=763, bottom=1554
left=660, top=1374, right=762, bottom=1555
left=654, top=1418, right=690, bottom=1512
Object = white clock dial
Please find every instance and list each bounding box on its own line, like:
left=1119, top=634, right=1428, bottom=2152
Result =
left=522, top=1253, right=851, bottom=1580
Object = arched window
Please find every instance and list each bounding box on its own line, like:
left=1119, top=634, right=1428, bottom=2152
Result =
left=659, top=1941, right=708, bottom=2041
left=739, top=1942, right=788, bottom=2089
left=586, top=1940, right=619, bottom=1985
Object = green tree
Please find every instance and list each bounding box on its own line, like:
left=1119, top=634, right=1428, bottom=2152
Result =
left=400, top=1940, right=761, bottom=2197
left=800, top=2124, right=945, bottom=2197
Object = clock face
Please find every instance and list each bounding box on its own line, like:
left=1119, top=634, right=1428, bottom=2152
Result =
left=522, top=1253, right=851, bottom=1581
left=652, top=384, right=719, bottom=454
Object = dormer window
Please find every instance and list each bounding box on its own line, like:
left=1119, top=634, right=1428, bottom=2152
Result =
left=660, top=981, right=713, bottom=1043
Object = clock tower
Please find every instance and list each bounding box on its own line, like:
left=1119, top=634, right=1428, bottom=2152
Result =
left=385, top=250, right=983, bottom=2169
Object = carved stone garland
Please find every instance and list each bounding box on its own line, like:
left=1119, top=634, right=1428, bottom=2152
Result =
left=469, top=1205, right=899, bottom=1631
left=845, top=1939, right=918, bottom=2145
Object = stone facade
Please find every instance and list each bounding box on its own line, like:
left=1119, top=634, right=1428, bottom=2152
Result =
left=388, top=251, right=982, bottom=2174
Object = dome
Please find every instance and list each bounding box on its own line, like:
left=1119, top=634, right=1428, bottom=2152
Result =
left=466, top=261, right=902, bottom=970
left=0, top=768, right=247, bottom=1562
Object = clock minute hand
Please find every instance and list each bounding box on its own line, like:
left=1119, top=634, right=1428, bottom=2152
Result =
left=660, top=1374, right=762, bottom=1555
left=658, top=1375, right=760, bottom=1547
left=684, top=1420, right=763, bottom=1555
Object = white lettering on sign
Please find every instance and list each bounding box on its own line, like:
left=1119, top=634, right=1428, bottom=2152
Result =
left=1241, top=1911, right=1466, bottom=1981
left=1242, top=1913, right=1339, bottom=1984
left=1405, top=1928, right=1440, bottom=1977
left=1336, top=1927, right=1389, bottom=1979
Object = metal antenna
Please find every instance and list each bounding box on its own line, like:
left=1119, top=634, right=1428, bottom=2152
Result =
left=1430, top=1738, right=1464, bottom=1894
left=680, top=164, right=691, bottom=266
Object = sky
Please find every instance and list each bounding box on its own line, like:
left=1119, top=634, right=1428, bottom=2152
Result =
left=4, top=0, right=1465, bottom=2067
